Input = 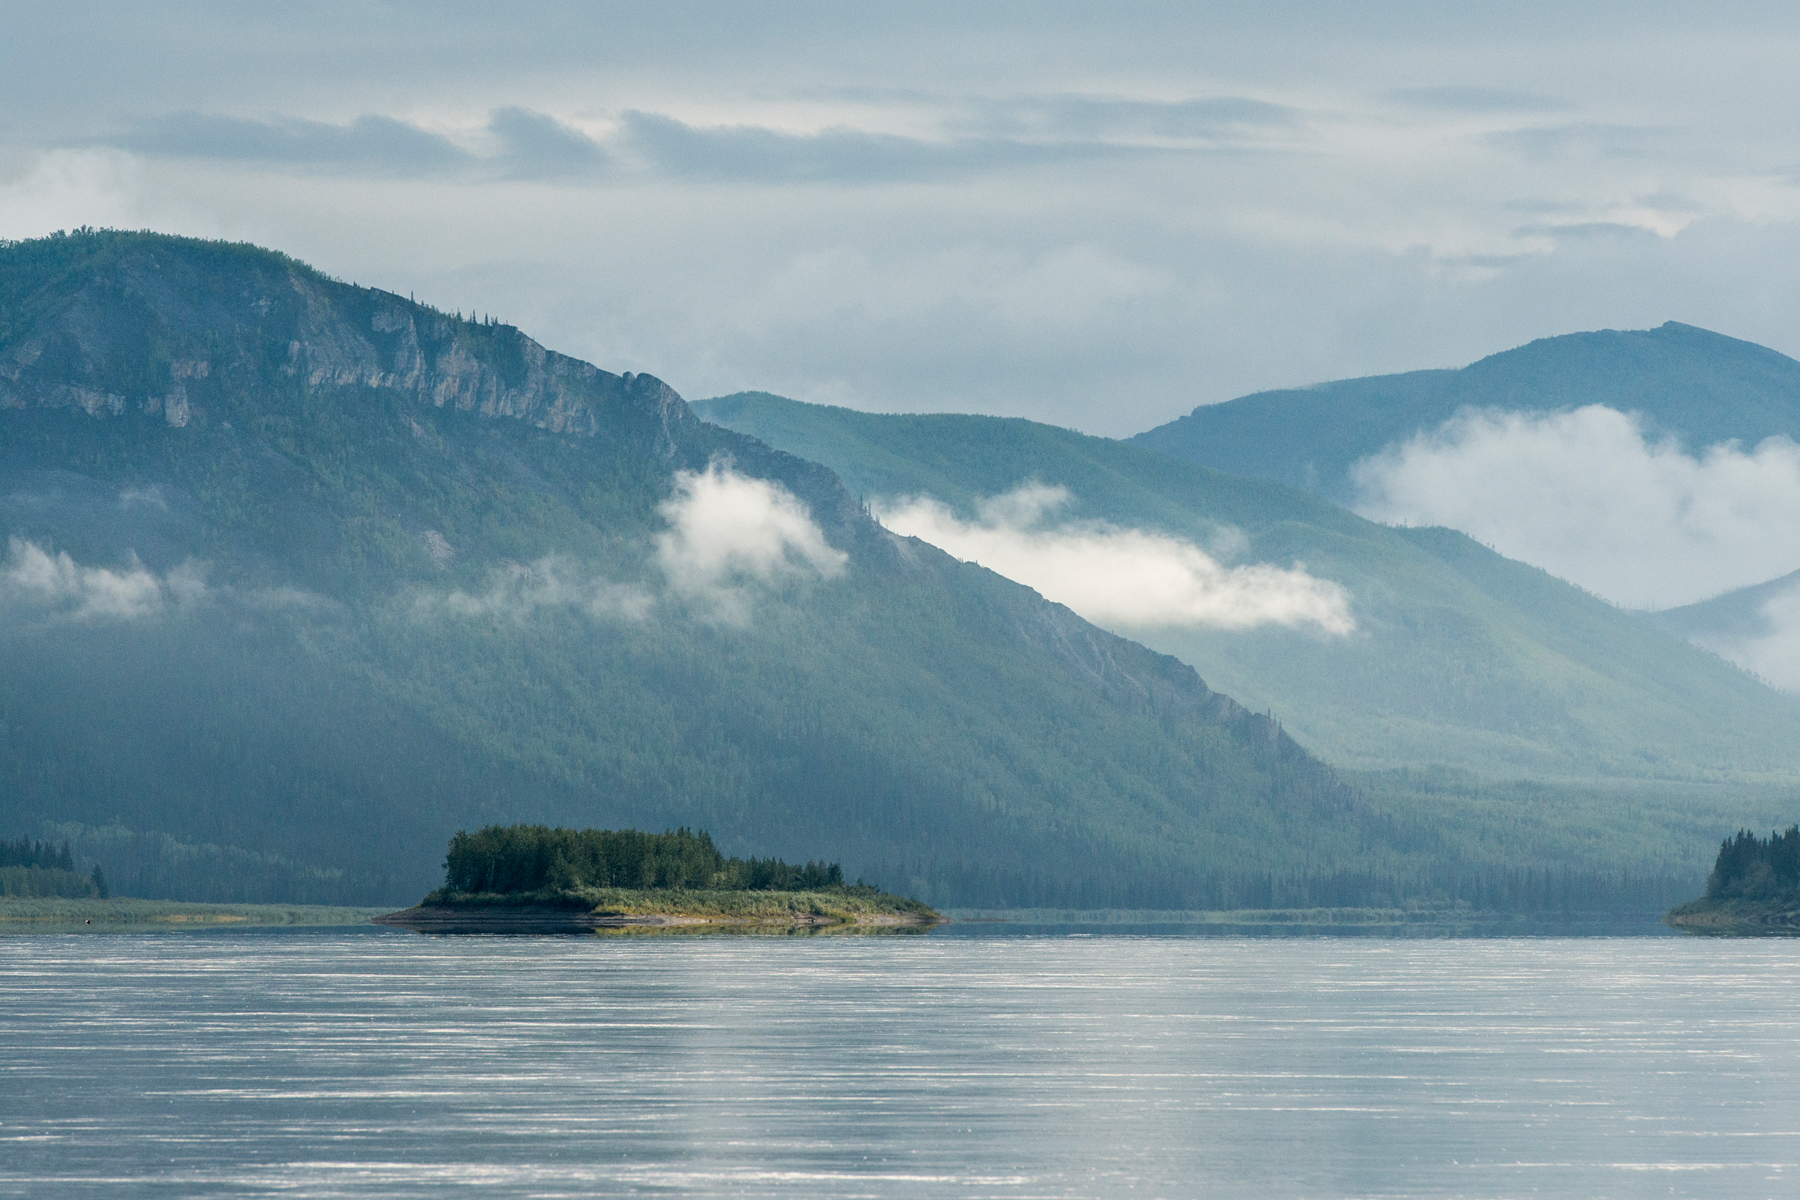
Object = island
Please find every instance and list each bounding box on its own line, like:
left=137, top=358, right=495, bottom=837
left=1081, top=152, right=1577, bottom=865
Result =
left=373, top=825, right=943, bottom=933
left=1665, top=826, right=1800, bottom=934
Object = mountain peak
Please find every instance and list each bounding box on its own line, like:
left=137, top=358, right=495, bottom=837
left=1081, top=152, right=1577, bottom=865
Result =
left=0, top=229, right=692, bottom=454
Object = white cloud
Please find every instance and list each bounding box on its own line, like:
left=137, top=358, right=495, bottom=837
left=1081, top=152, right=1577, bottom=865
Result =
left=1689, top=579, right=1800, bottom=693
left=421, top=556, right=652, bottom=623
left=655, top=462, right=847, bottom=623
left=0, top=536, right=204, bottom=620
left=875, top=483, right=1354, bottom=634
left=1351, top=405, right=1800, bottom=609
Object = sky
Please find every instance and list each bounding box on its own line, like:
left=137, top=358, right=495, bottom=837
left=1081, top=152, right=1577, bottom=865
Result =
left=5, top=1, right=1800, bottom=438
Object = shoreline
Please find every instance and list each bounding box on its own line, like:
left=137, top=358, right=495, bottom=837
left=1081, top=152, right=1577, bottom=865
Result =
left=374, top=902, right=941, bottom=934
left=1664, top=898, right=1800, bottom=935
left=0, top=896, right=389, bottom=932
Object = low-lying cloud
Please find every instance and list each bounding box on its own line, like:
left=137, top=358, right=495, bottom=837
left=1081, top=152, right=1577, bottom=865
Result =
left=875, top=484, right=1354, bottom=634
left=1671, top=575, right=1800, bottom=694
left=1352, top=406, right=1800, bottom=609
left=656, top=462, right=847, bottom=624
left=419, top=557, right=653, bottom=624
left=0, top=536, right=204, bottom=620
left=1716, top=582, right=1800, bottom=693
left=404, top=466, right=846, bottom=629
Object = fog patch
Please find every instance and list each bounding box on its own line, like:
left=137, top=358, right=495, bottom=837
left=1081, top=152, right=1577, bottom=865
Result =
left=656, top=462, right=847, bottom=624
left=421, top=529, right=455, bottom=570
left=1687, top=579, right=1800, bottom=693
left=1352, top=406, right=1800, bottom=609
left=420, top=557, right=652, bottom=624
left=875, top=484, right=1354, bottom=634
left=0, top=536, right=205, bottom=620
left=117, top=485, right=168, bottom=510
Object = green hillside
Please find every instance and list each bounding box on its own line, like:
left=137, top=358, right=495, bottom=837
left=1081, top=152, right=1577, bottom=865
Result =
left=2, top=229, right=1415, bottom=911
left=1130, top=322, right=1800, bottom=501
left=694, top=392, right=1800, bottom=871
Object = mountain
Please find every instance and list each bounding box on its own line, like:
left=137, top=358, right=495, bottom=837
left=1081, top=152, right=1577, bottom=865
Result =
left=1647, top=570, right=1800, bottom=694
left=1129, top=322, right=1800, bottom=502
left=1, top=229, right=1401, bottom=911
left=694, top=391, right=1800, bottom=881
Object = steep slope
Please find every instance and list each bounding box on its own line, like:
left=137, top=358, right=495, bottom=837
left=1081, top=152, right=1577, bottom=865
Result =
left=1647, top=569, right=1800, bottom=694
left=694, top=392, right=1800, bottom=870
left=1130, top=322, right=1800, bottom=502
left=1, top=230, right=1385, bottom=910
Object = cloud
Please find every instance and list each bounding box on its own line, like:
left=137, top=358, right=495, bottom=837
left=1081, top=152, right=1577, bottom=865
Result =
left=875, top=484, right=1354, bottom=634
left=1351, top=405, right=1800, bottom=609
left=956, top=94, right=1298, bottom=141
left=1699, top=580, right=1800, bottom=692
left=0, top=536, right=205, bottom=620
left=111, top=113, right=471, bottom=175
left=1479, top=123, right=1661, bottom=163
left=1384, top=86, right=1567, bottom=113
left=488, top=107, right=608, bottom=179
left=96, top=108, right=607, bottom=181
left=656, top=462, right=846, bottom=623
left=618, top=111, right=1133, bottom=184
left=421, top=556, right=652, bottom=623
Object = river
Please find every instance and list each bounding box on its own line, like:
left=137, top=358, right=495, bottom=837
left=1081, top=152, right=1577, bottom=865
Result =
left=4, top=926, right=1797, bottom=1197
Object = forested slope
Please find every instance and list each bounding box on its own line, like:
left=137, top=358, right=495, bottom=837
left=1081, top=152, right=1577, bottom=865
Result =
left=695, top=391, right=1800, bottom=887
left=2, top=229, right=1390, bottom=909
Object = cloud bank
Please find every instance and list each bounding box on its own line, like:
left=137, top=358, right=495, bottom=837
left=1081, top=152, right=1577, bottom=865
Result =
left=0, top=536, right=204, bottom=620
left=656, top=462, right=847, bottom=624
left=876, top=484, right=1353, bottom=634
left=1352, top=406, right=1800, bottom=609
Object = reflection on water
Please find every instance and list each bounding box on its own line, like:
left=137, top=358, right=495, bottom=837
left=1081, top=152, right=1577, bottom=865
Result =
left=3, top=929, right=1798, bottom=1197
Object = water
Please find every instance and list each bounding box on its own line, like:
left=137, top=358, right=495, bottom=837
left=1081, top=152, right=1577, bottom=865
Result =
left=4, top=927, right=1798, bottom=1198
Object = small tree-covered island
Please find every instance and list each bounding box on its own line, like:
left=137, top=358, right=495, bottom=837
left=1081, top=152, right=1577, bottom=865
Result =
left=375, top=826, right=942, bottom=933
left=1666, top=826, right=1800, bottom=934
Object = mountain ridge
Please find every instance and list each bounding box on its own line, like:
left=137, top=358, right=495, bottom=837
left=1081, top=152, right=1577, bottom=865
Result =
left=1, top=229, right=1381, bottom=909
left=1129, top=321, right=1800, bottom=501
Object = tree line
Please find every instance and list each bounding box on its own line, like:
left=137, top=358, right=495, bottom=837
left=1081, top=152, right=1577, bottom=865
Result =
left=1706, top=826, right=1800, bottom=904
left=442, top=825, right=849, bottom=895
left=0, top=836, right=108, bottom=898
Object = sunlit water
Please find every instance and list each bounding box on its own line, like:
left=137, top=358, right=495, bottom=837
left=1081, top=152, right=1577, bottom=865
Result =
left=3, top=927, right=1798, bottom=1198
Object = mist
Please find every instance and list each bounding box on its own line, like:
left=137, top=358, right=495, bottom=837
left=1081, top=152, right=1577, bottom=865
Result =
left=876, top=484, right=1353, bottom=635
left=0, top=537, right=204, bottom=620
left=420, top=557, right=653, bottom=624
left=1680, top=577, right=1800, bottom=694
left=655, top=462, right=847, bottom=624
left=1352, top=406, right=1800, bottom=609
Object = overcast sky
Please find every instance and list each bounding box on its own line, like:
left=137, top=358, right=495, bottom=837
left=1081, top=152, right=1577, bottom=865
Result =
left=3, top=2, right=1799, bottom=436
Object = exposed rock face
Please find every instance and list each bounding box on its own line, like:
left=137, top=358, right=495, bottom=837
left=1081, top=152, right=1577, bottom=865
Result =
left=0, top=235, right=693, bottom=456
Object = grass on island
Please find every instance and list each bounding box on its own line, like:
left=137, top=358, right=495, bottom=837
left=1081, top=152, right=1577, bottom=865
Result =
left=420, top=825, right=941, bottom=925
left=424, top=885, right=939, bottom=923
left=0, top=895, right=390, bottom=932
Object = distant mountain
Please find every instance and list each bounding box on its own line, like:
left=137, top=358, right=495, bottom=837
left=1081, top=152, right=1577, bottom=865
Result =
left=1647, top=570, right=1800, bottom=693
left=1129, top=322, right=1800, bottom=501
left=1, top=230, right=1391, bottom=910
left=695, top=391, right=1800, bottom=881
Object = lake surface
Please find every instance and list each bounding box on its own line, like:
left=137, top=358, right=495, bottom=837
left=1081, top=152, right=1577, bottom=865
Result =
left=4, top=927, right=1798, bottom=1198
